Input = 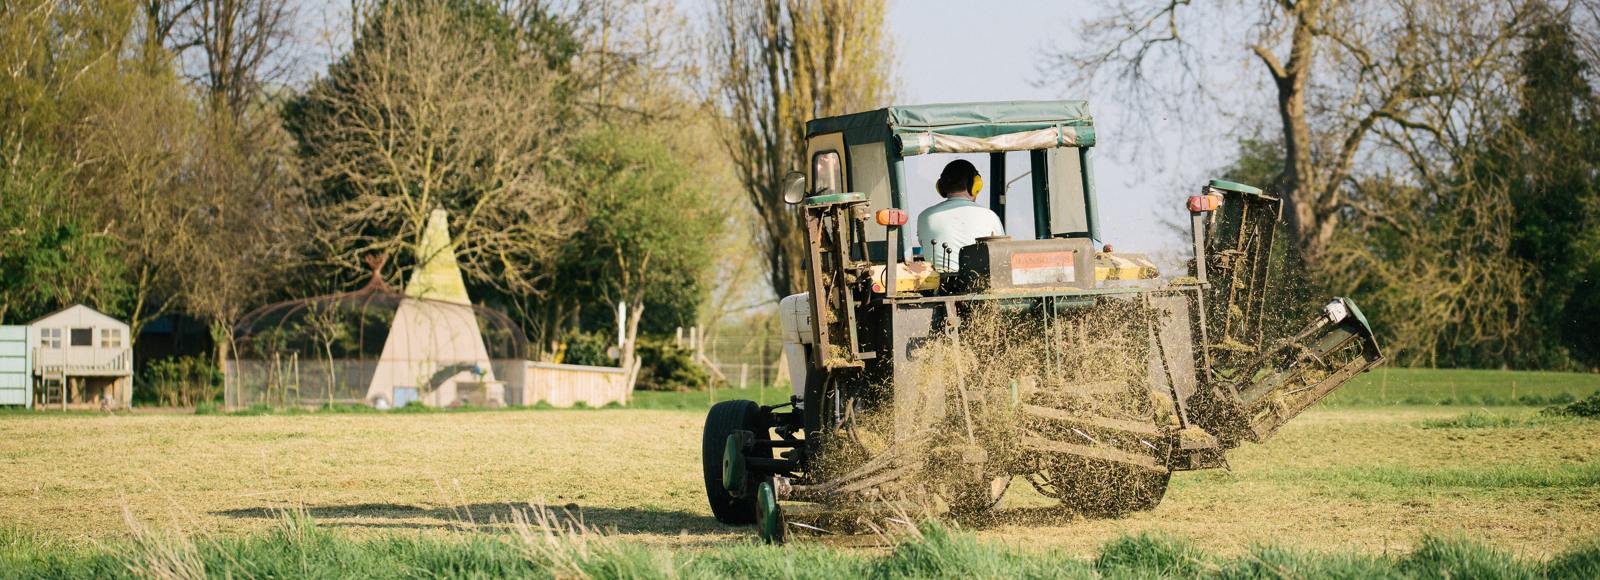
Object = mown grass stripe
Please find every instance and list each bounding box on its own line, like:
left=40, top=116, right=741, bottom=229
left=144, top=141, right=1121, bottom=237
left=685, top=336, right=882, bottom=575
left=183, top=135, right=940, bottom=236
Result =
left=1326, top=463, right=1600, bottom=489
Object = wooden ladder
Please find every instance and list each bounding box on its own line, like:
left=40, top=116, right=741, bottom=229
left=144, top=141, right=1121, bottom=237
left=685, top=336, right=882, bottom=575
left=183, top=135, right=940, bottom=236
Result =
left=39, top=371, right=66, bottom=410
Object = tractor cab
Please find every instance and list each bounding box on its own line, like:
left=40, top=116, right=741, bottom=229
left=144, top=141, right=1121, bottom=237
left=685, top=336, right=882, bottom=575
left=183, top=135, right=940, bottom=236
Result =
left=788, top=101, right=1150, bottom=297
left=707, top=100, right=1385, bottom=544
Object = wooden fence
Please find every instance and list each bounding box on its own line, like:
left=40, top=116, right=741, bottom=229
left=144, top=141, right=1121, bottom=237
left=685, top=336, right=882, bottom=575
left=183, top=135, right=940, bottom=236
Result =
left=516, top=361, right=635, bottom=408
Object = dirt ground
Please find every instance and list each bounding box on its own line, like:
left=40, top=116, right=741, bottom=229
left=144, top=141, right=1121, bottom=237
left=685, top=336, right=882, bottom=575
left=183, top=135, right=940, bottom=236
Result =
left=1, top=405, right=1595, bottom=557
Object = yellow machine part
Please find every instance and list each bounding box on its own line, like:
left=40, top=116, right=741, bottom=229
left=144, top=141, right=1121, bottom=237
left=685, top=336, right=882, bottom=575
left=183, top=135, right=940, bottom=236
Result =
left=870, top=252, right=1155, bottom=294
left=1095, top=253, right=1161, bottom=281
left=870, top=262, right=940, bottom=294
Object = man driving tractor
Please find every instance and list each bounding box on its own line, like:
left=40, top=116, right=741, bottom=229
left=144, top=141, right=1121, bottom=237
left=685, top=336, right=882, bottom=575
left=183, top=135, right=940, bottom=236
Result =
left=917, top=159, right=1005, bottom=271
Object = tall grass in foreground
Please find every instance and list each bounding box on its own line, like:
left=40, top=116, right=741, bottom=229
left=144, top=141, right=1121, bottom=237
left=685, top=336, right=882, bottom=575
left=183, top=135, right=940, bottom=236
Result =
left=1, top=507, right=1596, bottom=579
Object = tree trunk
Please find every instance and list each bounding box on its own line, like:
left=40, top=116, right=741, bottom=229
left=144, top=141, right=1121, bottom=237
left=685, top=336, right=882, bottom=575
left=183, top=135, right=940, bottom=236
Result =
left=210, top=320, right=234, bottom=407
left=621, top=300, right=645, bottom=386
left=1275, top=5, right=1325, bottom=267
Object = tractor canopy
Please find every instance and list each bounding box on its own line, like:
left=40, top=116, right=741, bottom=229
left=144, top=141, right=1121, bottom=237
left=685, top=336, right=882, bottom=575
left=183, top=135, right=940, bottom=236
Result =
left=805, top=100, right=1095, bottom=157
left=802, top=100, right=1102, bottom=257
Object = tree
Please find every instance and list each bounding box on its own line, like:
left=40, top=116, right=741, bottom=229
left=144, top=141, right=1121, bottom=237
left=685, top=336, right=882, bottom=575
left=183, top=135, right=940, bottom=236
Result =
left=1049, top=0, right=1535, bottom=268
left=0, top=153, right=131, bottom=324
left=1272, top=3, right=1600, bottom=369
left=178, top=110, right=304, bottom=377
left=1487, top=5, right=1600, bottom=366
left=73, top=66, right=206, bottom=349
left=168, top=0, right=304, bottom=374
left=190, top=0, right=297, bottom=120
left=285, top=0, right=578, bottom=296
left=707, top=0, right=893, bottom=297
left=0, top=2, right=141, bottom=323
left=550, top=127, right=724, bottom=374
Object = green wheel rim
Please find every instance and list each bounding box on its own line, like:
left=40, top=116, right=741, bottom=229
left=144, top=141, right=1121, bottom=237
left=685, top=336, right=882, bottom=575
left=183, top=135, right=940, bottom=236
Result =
left=755, top=481, right=784, bottom=544
left=722, top=434, right=747, bottom=494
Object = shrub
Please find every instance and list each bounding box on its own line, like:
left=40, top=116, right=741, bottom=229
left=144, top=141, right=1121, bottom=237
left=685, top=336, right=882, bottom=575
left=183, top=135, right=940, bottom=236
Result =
left=140, top=356, right=221, bottom=407
left=1544, top=391, right=1600, bottom=419
left=560, top=331, right=615, bottom=367
left=634, top=336, right=708, bottom=391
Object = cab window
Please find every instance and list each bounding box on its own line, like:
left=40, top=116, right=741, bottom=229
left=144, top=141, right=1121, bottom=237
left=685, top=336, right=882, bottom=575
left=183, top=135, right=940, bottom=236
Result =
left=812, top=151, right=842, bottom=196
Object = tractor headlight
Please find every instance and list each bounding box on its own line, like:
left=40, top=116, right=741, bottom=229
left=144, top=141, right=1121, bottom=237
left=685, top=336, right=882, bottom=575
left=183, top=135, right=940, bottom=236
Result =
left=1324, top=299, right=1350, bottom=324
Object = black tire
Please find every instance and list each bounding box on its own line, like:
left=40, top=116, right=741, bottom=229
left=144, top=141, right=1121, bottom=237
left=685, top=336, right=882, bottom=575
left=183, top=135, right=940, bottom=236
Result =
left=703, top=399, right=761, bottom=525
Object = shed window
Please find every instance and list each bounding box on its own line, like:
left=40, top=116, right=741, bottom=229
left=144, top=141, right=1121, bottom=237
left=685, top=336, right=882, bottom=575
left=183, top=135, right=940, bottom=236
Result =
left=70, top=328, right=92, bottom=347
left=40, top=328, right=61, bottom=349
left=100, top=328, right=123, bottom=349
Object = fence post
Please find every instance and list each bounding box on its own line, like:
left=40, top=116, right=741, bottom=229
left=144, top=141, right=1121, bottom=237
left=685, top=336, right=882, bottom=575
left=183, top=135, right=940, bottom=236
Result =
left=739, top=363, right=748, bottom=390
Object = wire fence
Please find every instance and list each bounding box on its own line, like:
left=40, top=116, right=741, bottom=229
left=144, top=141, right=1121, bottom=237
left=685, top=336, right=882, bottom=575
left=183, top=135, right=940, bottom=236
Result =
left=687, top=331, right=789, bottom=390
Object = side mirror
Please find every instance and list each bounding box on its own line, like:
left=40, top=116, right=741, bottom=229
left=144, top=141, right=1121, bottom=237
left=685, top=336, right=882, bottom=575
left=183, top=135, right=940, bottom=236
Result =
left=781, top=172, right=807, bottom=204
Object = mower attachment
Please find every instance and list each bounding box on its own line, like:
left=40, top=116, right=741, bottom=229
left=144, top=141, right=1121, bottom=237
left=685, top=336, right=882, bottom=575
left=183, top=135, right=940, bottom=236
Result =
left=1190, top=297, right=1385, bottom=444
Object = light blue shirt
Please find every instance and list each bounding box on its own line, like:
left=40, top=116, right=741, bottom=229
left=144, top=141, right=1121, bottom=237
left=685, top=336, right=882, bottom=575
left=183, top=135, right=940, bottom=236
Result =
left=917, top=197, right=1005, bottom=271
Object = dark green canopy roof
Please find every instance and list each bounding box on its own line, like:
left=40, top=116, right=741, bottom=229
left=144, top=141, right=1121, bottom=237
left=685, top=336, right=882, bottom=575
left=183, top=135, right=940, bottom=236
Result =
left=806, top=100, right=1095, bottom=156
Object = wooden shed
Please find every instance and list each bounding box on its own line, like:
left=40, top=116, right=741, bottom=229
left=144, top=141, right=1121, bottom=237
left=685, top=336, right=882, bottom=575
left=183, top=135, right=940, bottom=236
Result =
left=29, top=305, right=133, bottom=409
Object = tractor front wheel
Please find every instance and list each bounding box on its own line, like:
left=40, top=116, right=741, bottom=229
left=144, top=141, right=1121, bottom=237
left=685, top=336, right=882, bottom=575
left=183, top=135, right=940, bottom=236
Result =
left=703, top=399, right=762, bottom=525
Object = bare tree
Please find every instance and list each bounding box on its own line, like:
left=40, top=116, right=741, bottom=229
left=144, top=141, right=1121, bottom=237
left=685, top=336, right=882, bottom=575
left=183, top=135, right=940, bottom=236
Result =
left=189, top=0, right=297, bottom=119
left=706, top=0, right=893, bottom=298
left=292, top=0, right=577, bottom=296
left=73, top=71, right=204, bottom=350
left=139, top=0, right=201, bottom=69
left=179, top=110, right=304, bottom=376
left=1049, top=0, right=1535, bottom=266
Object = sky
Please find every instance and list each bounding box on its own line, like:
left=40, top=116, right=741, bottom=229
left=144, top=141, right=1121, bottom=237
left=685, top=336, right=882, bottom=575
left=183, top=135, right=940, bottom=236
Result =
left=887, top=0, right=1237, bottom=258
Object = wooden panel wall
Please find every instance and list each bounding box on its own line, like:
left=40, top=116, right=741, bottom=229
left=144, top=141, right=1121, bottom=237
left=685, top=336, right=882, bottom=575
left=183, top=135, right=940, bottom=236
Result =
left=521, top=362, right=631, bottom=408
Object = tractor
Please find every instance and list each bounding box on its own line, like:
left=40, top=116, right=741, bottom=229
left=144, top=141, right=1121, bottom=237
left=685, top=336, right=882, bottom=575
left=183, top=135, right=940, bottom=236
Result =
left=702, top=101, right=1385, bottom=543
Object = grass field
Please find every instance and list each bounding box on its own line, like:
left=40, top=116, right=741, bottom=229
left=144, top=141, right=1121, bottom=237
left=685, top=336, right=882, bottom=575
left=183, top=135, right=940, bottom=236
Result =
left=1, top=368, right=1598, bottom=577
left=624, top=367, right=1600, bottom=409
left=1323, top=367, right=1600, bottom=406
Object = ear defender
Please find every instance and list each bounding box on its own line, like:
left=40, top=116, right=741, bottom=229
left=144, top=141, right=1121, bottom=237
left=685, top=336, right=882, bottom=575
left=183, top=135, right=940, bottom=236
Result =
left=971, top=174, right=984, bottom=196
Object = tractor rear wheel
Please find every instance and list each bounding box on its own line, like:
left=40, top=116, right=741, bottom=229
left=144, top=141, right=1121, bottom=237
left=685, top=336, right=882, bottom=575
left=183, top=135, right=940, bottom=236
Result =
left=703, top=399, right=762, bottom=525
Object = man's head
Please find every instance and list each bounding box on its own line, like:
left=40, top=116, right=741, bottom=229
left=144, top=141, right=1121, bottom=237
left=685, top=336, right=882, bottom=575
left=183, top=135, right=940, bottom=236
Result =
left=936, top=159, right=983, bottom=199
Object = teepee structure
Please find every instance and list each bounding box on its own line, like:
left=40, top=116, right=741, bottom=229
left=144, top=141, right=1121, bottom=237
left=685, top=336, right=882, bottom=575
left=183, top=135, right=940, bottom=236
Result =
left=364, top=209, right=500, bottom=407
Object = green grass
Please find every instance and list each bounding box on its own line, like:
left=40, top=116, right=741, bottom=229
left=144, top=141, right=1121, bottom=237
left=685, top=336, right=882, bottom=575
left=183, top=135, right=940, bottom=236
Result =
left=1421, top=410, right=1553, bottom=429
left=2, top=515, right=1596, bottom=580
left=7, top=369, right=1591, bottom=416
left=1329, top=463, right=1600, bottom=490
left=627, top=384, right=792, bottom=410
left=1321, top=367, right=1600, bottom=406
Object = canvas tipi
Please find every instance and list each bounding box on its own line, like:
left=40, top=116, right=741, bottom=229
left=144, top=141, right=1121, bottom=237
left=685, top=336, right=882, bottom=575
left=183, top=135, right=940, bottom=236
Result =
left=365, top=209, right=499, bottom=407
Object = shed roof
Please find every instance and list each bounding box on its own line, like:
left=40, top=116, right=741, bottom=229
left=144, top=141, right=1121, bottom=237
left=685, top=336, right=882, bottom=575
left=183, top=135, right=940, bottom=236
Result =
left=28, top=304, right=127, bottom=329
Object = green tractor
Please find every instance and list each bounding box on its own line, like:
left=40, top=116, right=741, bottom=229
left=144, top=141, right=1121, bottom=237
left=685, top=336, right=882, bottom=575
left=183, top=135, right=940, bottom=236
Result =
left=703, top=101, right=1384, bottom=543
